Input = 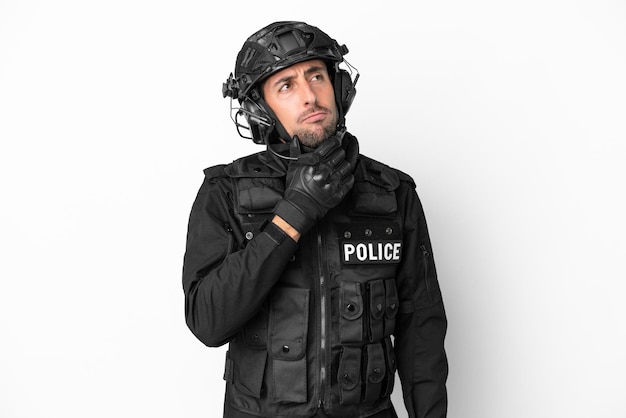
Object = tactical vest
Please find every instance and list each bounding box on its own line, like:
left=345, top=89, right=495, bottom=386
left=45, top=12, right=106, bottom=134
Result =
left=221, top=151, right=413, bottom=417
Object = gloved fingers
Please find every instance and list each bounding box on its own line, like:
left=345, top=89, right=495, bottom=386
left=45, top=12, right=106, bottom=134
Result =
left=296, top=153, right=320, bottom=166
left=326, top=147, right=346, bottom=168
left=296, top=140, right=343, bottom=166
left=323, top=170, right=354, bottom=203
left=334, top=160, right=352, bottom=179
left=290, top=135, right=303, bottom=158
left=342, top=173, right=355, bottom=190
left=309, top=163, right=333, bottom=184
left=314, top=136, right=341, bottom=159
left=315, top=161, right=351, bottom=193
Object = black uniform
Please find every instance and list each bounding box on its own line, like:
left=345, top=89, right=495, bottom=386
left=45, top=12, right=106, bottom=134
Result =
left=183, top=133, right=448, bottom=417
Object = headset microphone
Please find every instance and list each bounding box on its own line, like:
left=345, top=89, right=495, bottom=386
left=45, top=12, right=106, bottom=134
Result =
left=266, top=141, right=298, bottom=162
left=238, top=104, right=272, bottom=128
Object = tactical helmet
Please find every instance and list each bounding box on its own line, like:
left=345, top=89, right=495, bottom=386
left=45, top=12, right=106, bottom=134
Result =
left=222, top=21, right=358, bottom=144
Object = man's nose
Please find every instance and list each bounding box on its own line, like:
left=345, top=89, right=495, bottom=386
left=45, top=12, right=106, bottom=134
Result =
left=299, top=81, right=317, bottom=105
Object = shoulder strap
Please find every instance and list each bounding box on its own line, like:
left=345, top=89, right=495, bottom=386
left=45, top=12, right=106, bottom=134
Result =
left=202, top=164, right=228, bottom=180
left=224, top=152, right=283, bottom=179
left=354, top=155, right=400, bottom=191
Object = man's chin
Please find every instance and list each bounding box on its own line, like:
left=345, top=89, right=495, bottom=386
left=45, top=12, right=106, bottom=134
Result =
left=295, top=126, right=336, bottom=148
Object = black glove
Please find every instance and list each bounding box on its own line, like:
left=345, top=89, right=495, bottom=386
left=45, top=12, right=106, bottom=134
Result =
left=274, top=132, right=355, bottom=234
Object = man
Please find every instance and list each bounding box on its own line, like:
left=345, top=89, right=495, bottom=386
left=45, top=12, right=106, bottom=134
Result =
left=182, top=21, right=448, bottom=418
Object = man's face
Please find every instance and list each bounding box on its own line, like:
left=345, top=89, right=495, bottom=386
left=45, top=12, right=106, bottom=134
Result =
left=262, top=59, right=338, bottom=148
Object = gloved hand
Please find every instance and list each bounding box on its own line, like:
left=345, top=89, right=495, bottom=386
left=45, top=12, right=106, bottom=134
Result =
left=274, top=132, right=355, bottom=234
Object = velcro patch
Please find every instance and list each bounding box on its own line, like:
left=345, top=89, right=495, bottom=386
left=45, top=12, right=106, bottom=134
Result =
left=341, top=240, right=403, bottom=264
left=338, top=222, right=403, bottom=265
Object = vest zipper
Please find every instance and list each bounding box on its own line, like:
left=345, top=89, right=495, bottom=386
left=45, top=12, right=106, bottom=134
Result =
left=420, top=244, right=432, bottom=302
left=317, top=225, right=328, bottom=411
left=224, top=223, right=234, bottom=254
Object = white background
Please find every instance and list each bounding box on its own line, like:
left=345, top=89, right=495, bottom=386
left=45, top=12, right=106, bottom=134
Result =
left=1, top=1, right=625, bottom=417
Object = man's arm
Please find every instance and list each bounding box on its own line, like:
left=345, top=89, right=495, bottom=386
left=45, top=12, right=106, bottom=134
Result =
left=183, top=135, right=354, bottom=348
left=182, top=175, right=298, bottom=347
left=394, top=183, right=448, bottom=418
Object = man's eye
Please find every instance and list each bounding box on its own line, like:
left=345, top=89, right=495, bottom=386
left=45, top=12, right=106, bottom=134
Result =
left=279, top=83, right=290, bottom=91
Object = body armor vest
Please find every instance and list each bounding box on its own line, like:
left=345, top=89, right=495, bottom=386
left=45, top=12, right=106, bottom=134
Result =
left=221, top=151, right=410, bottom=417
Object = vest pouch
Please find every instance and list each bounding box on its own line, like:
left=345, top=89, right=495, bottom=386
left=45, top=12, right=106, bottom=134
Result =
left=382, top=338, right=397, bottom=397
left=350, top=182, right=397, bottom=216
left=363, top=342, right=386, bottom=403
left=367, top=279, right=385, bottom=342
left=235, top=177, right=283, bottom=213
left=337, top=346, right=362, bottom=405
left=226, top=157, right=284, bottom=215
left=232, top=177, right=283, bottom=245
left=269, top=287, right=309, bottom=404
left=227, top=336, right=268, bottom=399
left=349, top=158, right=400, bottom=216
left=339, top=281, right=364, bottom=343
left=384, top=279, right=399, bottom=337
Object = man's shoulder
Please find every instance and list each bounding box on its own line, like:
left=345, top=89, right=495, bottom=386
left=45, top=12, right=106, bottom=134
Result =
left=202, top=151, right=268, bottom=179
left=357, top=154, right=416, bottom=189
left=202, top=163, right=228, bottom=179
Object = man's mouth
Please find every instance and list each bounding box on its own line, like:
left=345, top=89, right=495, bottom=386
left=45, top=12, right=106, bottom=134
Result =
left=300, top=110, right=327, bottom=123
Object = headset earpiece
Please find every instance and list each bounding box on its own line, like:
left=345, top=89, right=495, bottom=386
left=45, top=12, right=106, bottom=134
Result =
left=241, top=98, right=272, bottom=128
left=336, top=69, right=357, bottom=115
left=237, top=97, right=275, bottom=145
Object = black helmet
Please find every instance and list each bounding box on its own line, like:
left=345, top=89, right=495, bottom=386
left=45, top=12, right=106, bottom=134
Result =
left=223, top=21, right=358, bottom=144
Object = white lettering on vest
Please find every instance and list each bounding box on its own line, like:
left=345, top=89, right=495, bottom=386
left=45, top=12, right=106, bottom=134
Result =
left=342, top=241, right=402, bottom=264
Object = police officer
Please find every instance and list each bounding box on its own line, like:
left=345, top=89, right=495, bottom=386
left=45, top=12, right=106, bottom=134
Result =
left=182, top=21, right=448, bottom=418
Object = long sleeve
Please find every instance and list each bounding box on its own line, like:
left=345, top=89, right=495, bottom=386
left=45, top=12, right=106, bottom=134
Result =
left=394, top=181, right=448, bottom=418
left=182, top=169, right=298, bottom=347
